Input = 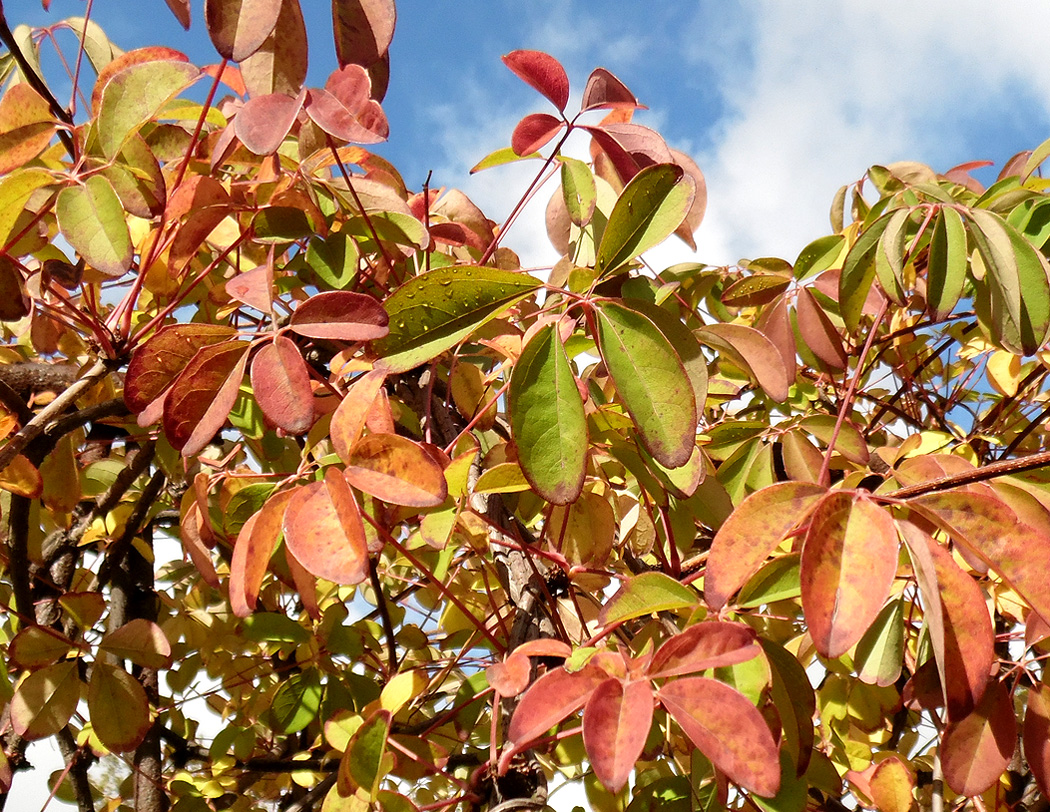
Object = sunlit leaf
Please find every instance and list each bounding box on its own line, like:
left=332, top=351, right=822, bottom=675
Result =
left=306, top=65, right=388, bottom=144
left=230, top=490, right=294, bottom=617
left=0, top=454, right=42, bottom=498
left=240, top=0, right=308, bottom=98
left=510, top=112, right=563, bottom=157
left=840, top=211, right=895, bottom=332
left=88, top=663, right=151, bottom=752
left=941, top=679, right=1015, bottom=796
left=125, top=324, right=237, bottom=412
left=507, top=663, right=608, bottom=749
left=927, top=207, right=968, bottom=320
left=56, top=175, right=133, bottom=277
left=697, top=323, right=792, bottom=402
left=584, top=679, right=654, bottom=792
left=289, top=290, right=389, bottom=341
left=582, top=68, right=642, bottom=111
left=234, top=91, right=305, bottom=155
left=283, top=471, right=369, bottom=585
left=100, top=619, right=173, bottom=669
left=271, top=670, right=322, bottom=734
left=852, top=599, right=904, bottom=688
left=345, top=433, right=448, bottom=507
left=1025, top=683, right=1050, bottom=798
left=338, top=709, right=392, bottom=798
left=648, top=622, right=759, bottom=679
left=332, top=369, right=387, bottom=463
left=599, top=572, right=697, bottom=626
left=251, top=336, right=314, bottom=434
left=549, top=491, right=616, bottom=566
left=502, top=50, right=570, bottom=111
left=561, top=156, right=597, bottom=227
left=10, top=661, right=80, bottom=741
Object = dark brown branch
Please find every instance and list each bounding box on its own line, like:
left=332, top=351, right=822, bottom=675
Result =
left=890, top=447, right=1050, bottom=500
left=55, top=727, right=94, bottom=812
left=369, top=557, right=399, bottom=674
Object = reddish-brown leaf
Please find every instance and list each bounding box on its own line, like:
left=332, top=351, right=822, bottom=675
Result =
left=670, top=148, right=707, bottom=250
left=125, top=324, right=236, bottom=412
left=582, top=67, right=643, bottom=112
left=584, top=678, right=655, bottom=792
left=0, top=256, right=29, bottom=322
left=697, top=323, right=792, bottom=402
left=181, top=503, right=221, bottom=588
left=911, top=491, right=1050, bottom=626
left=755, top=294, right=798, bottom=381
left=801, top=493, right=898, bottom=659
left=345, top=433, right=448, bottom=507
left=584, top=125, right=642, bottom=183
left=510, top=113, right=563, bottom=157
left=289, top=290, right=389, bottom=341
left=283, top=470, right=369, bottom=585
left=486, top=653, right=532, bottom=698
left=941, top=679, right=1016, bottom=796
left=99, top=619, right=172, bottom=670
left=163, top=341, right=250, bottom=455
left=658, top=676, right=781, bottom=798
left=1025, top=683, right=1050, bottom=797
left=332, top=370, right=387, bottom=463
left=164, top=0, right=191, bottom=28
left=205, top=0, right=282, bottom=62
left=648, top=622, right=760, bottom=679
left=234, top=90, right=305, bottom=155
left=795, top=287, right=848, bottom=372
left=899, top=521, right=993, bottom=721
left=230, top=490, right=294, bottom=617
left=251, top=336, right=314, bottom=434
left=705, top=482, right=827, bottom=609
left=240, top=0, right=308, bottom=98
left=502, top=50, right=570, bottom=112
left=332, top=0, right=396, bottom=69
left=284, top=544, right=321, bottom=620
left=506, top=663, right=609, bottom=749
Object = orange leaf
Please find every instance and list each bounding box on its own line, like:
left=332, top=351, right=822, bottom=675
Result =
left=583, top=678, right=654, bottom=792
left=0, top=453, right=42, bottom=498
left=125, top=324, right=236, bottom=412
left=868, top=756, right=916, bottom=812
left=284, top=544, right=321, bottom=620
left=180, top=502, right=220, bottom=588
left=332, top=369, right=387, bottom=463
left=648, top=621, right=760, bottom=679
left=800, top=493, right=898, bottom=658
left=506, top=663, right=608, bottom=749
left=941, top=678, right=1016, bottom=796
left=283, top=471, right=369, bottom=585
left=230, top=490, right=294, bottom=618
left=345, top=433, right=448, bottom=507
left=251, top=336, right=314, bottom=434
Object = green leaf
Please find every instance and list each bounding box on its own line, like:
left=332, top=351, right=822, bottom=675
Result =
left=10, top=661, right=80, bottom=741
left=97, top=59, right=200, bottom=158
left=737, top=554, right=801, bottom=609
left=598, top=572, right=697, bottom=625
left=595, top=163, right=694, bottom=275
left=0, top=168, right=53, bottom=249
left=839, top=210, right=895, bottom=331
left=470, top=146, right=539, bottom=173
left=242, top=612, right=310, bottom=644
left=927, top=207, right=968, bottom=320
left=374, top=266, right=540, bottom=373
left=793, top=234, right=845, bottom=281
left=55, top=175, right=132, bottom=277
left=271, top=670, right=323, bottom=734
left=307, top=232, right=360, bottom=289
left=561, top=156, right=597, bottom=227
left=338, top=709, right=392, bottom=799
left=852, top=599, right=904, bottom=688
left=873, top=207, right=910, bottom=305
left=509, top=323, right=587, bottom=505
left=595, top=301, right=696, bottom=468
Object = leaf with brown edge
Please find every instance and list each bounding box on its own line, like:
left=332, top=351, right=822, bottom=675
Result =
left=332, top=0, right=396, bottom=69
left=511, top=113, right=563, bottom=157
left=163, top=341, right=250, bottom=456
left=506, top=662, right=609, bottom=750
left=180, top=503, right=220, bottom=588
left=502, top=50, right=570, bottom=112
left=234, top=90, right=305, bottom=155
left=332, top=370, right=387, bottom=463
left=584, top=679, right=654, bottom=793
left=100, top=619, right=173, bottom=670
left=1025, top=683, right=1050, bottom=797
left=705, top=482, right=827, bottom=610
left=206, top=0, right=281, bottom=61
left=251, top=336, right=314, bottom=435
left=289, top=290, right=389, bottom=341
left=670, top=148, right=707, bottom=249
left=283, top=470, right=369, bottom=585
left=795, top=287, right=848, bottom=372
left=899, top=521, right=993, bottom=721
left=658, top=676, right=780, bottom=798
left=800, top=493, right=898, bottom=659
left=125, top=324, right=237, bottom=412
left=164, top=0, right=191, bottom=28
left=867, top=756, right=915, bottom=812
left=88, top=663, right=150, bottom=752
left=697, top=323, right=792, bottom=402
left=345, top=433, right=448, bottom=508
left=10, top=661, right=80, bottom=741
left=230, top=490, right=295, bottom=618
left=284, top=545, right=321, bottom=621
left=911, top=491, right=1050, bottom=626
left=582, top=67, right=643, bottom=112
left=648, top=621, right=760, bottom=679
left=941, top=678, right=1016, bottom=796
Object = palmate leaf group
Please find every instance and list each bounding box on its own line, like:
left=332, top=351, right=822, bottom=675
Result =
left=6, top=3, right=1050, bottom=811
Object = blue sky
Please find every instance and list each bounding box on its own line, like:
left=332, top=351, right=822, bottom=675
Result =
left=12, top=1, right=1050, bottom=272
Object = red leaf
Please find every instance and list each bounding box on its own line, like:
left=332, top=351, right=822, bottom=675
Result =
left=234, top=90, right=305, bottom=155
left=251, top=336, right=315, bottom=434
left=583, top=679, right=655, bottom=792
left=125, top=324, right=236, bottom=412
left=899, top=521, right=994, bottom=721
left=941, top=679, right=1016, bottom=796
left=283, top=471, right=370, bottom=585
left=332, top=0, right=396, bottom=69
left=306, top=67, right=389, bottom=144
left=705, top=482, right=827, bottom=609
left=584, top=125, right=642, bottom=184
left=486, top=654, right=532, bottom=698
left=205, top=0, right=282, bottom=62
left=225, top=265, right=273, bottom=312
left=795, top=287, right=848, bottom=372
left=511, top=113, right=563, bottom=157
left=164, top=0, right=191, bottom=29
left=506, top=663, right=609, bottom=749
left=502, top=50, right=570, bottom=112
left=289, top=290, right=389, bottom=341
left=1025, top=683, right=1050, bottom=797
left=163, top=341, right=250, bottom=455
left=345, top=433, right=448, bottom=507
left=648, top=621, right=760, bottom=679
left=230, top=490, right=294, bottom=617
left=582, top=67, right=643, bottom=112
left=658, top=676, right=781, bottom=798
left=800, top=493, right=898, bottom=658
left=332, top=370, right=387, bottom=463
left=284, top=545, right=321, bottom=620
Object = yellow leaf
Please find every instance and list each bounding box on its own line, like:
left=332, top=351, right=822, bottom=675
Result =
left=379, top=670, right=426, bottom=714
left=987, top=350, right=1022, bottom=397
left=0, top=453, right=42, bottom=498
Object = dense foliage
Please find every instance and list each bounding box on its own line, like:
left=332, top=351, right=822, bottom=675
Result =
left=4, top=2, right=1050, bottom=811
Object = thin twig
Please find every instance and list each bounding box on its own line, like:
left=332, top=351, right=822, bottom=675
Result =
left=369, top=557, right=399, bottom=674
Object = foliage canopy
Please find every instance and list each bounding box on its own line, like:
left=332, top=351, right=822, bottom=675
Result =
left=3, top=2, right=1050, bottom=812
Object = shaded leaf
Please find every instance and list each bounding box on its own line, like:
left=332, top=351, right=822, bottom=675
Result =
left=502, top=50, right=570, bottom=112
left=289, top=290, right=389, bottom=341
left=125, top=324, right=236, bottom=412
left=1025, top=683, right=1050, bottom=798
left=338, top=709, right=392, bottom=798
left=800, top=493, right=898, bottom=659
left=241, top=0, right=309, bottom=98
left=332, top=369, right=387, bottom=463
left=599, top=572, right=697, bottom=626
left=941, top=679, right=1016, bottom=796
left=511, top=112, right=563, bottom=157
left=333, top=0, right=396, bottom=69
left=8, top=627, right=72, bottom=670
left=10, top=661, right=80, bottom=741
left=230, top=490, right=294, bottom=617
left=658, top=676, right=781, bottom=798
left=927, top=207, right=968, bottom=320
left=88, top=663, right=150, bottom=752
left=345, top=433, right=448, bottom=507
left=582, top=68, right=642, bottom=111
left=595, top=301, right=696, bottom=468
left=0, top=255, right=29, bottom=321
left=762, top=639, right=815, bottom=777
left=507, top=663, right=608, bottom=748
left=374, top=266, right=540, bottom=373
left=510, top=323, right=587, bottom=505
left=100, top=619, right=173, bottom=669
left=163, top=341, right=250, bottom=455
left=584, top=679, right=654, bottom=792
left=164, top=0, right=191, bottom=28
left=648, top=622, right=759, bottom=679
left=306, top=65, right=388, bottom=144
left=795, top=287, right=847, bottom=372
left=487, top=639, right=572, bottom=698
left=205, top=0, right=281, bottom=62
left=307, top=232, right=360, bottom=290
left=852, top=599, right=904, bottom=688
left=271, top=670, right=322, bottom=734
left=595, top=163, right=694, bottom=274
left=56, top=175, right=133, bottom=277
left=549, top=491, right=616, bottom=567
left=705, top=482, right=827, bottom=610
left=283, top=471, right=369, bottom=585
left=721, top=274, right=791, bottom=308
left=561, top=156, right=597, bottom=226
left=839, top=211, right=895, bottom=332
left=697, top=323, right=792, bottom=402
left=0, top=453, right=43, bottom=498
left=626, top=298, right=708, bottom=416
left=251, top=336, right=314, bottom=434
